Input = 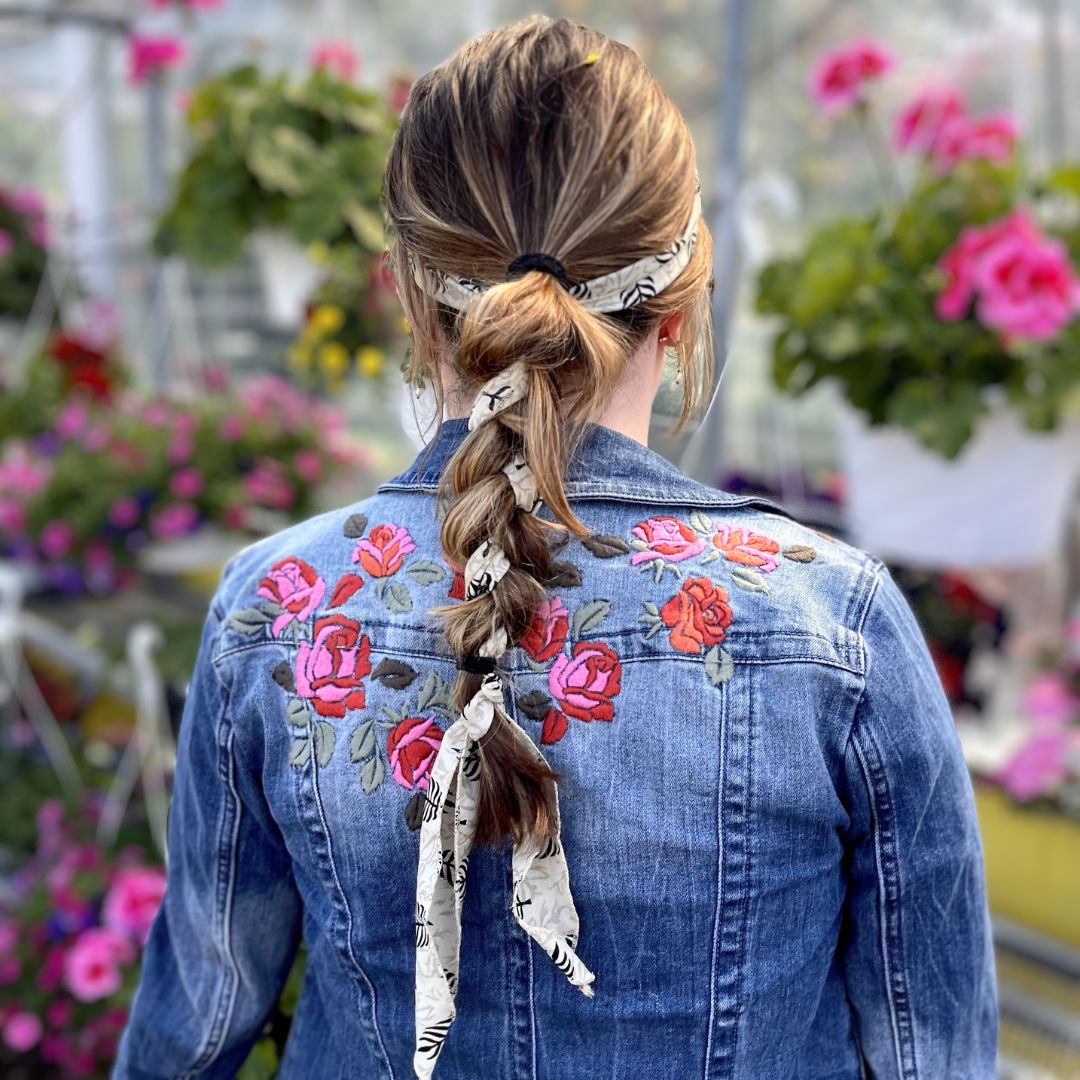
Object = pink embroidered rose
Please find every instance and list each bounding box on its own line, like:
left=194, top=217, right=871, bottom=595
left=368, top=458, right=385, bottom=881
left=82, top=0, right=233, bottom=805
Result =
left=630, top=516, right=705, bottom=566
left=809, top=38, right=894, bottom=115
left=660, top=578, right=733, bottom=655
left=102, top=866, right=167, bottom=945
left=63, top=928, right=135, bottom=1003
left=519, top=597, right=569, bottom=663
left=294, top=614, right=372, bottom=718
left=711, top=526, right=781, bottom=572
left=258, top=557, right=327, bottom=637
left=549, top=642, right=622, bottom=723
left=894, top=86, right=966, bottom=154
left=353, top=523, right=415, bottom=577
left=386, top=716, right=444, bottom=790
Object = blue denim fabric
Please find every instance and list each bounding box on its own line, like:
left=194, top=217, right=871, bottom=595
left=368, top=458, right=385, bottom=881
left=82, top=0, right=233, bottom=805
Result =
left=114, top=418, right=997, bottom=1079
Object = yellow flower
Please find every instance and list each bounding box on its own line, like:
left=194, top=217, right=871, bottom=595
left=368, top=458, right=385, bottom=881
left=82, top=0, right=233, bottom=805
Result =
left=310, top=304, right=345, bottom=335
left=307, top=241, right=330, bottom=263
left=399, top=315, right=411, bottom=335
left=318, top=341, right=350, bottom=375
left=355, top=345, right=384, bottom=377
left=287, top=343, right=311, bottom=370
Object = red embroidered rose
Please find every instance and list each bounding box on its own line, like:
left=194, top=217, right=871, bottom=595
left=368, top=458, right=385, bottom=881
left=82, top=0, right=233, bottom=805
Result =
left=711, top=526, right=781, bottom=572
left=660, top=577, right=733, bottom=654
left=353, top=523, right=416, bottom=577
left=630, top=516, right=705, bottom=565
left=519, top=596, right=569, bottom=663
left=294, top=614, right=372, bottom=717
left=548, top=642, right=622, bottom=722
left=387, top=716, right=443, bottom=790
left=448, top=568, right=466, bottom=600
left=258, top=556, right=327, bottom=636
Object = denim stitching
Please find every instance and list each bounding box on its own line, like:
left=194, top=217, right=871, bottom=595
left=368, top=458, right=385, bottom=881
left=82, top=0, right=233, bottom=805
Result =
left=308, top=741, right=396, bottom=1078
left=849, top=724, right=919, bottom=1080
left=703, top=660, right=727, bottom=1078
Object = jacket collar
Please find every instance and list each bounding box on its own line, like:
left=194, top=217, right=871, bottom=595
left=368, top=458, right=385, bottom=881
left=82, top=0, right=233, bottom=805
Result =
left=378, top=417, right=789, bottom=514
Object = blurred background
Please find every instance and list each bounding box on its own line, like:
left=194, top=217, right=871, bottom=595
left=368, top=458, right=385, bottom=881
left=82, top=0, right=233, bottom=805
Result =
left=1, top=1, right=1079, bottom=1076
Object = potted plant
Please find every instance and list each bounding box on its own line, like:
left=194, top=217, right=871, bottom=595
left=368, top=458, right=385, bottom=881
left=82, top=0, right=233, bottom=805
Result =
left=154, top=60, right=396, bottom=326
left=755, top=40, right=1080, bottom=567
left=0, top=186, right=49, bottom=323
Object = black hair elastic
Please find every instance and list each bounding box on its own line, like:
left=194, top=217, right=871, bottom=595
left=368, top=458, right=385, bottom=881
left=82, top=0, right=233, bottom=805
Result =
left=505, top=252, right=571, bottom=289
left=457, top=654, right=497, bottom=675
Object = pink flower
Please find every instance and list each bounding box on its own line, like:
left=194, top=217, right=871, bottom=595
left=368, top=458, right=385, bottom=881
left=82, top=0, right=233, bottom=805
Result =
left=63, top=928, right=135, bottom=1002
left=932, top=112, right=1017, bottom=171
left=386, top=716, right=443, bottom=790
left=0, top=956, right=21, bottom=986
left=169, top=467, right=204, bottom=499
left=103, top=866, right=167, bottom=944
left=0, top=921, right=17, bottom=954
left=244, top=459, right=295, bottom=511
left=127, top=34, right=187, bottom=85
left=81, top=424, right=110, bottom=453
left=45, top=997, right=73, bottom=1029
left=218, top=415, right=245, bottom=442
left=809, top=38, right=894, bottom=115
left=0, top=230, right=12, bottom=260
left=55, top=401, right=89, bottom=439
left=40, top=519, right=74, bottom=559
left=293, top=448, right=324, bottom=483
left=37, top=945, right=65, bottom=991
left=0, top=499, right=25, bottom=535
left=294, top=615, right=371, bottom=718
left=108, top=496, right=141, bottom=529
left=548, top=641, right=623, bottom=723
left=8, top=188, right=45, bottom=217
left=28, top=219, right=49, bottom=248
left=630, top=515, right=705, bottom=566
left=166, top=435, right=194, bottom=466
left=996, top=730, right=1069, bottom=801
left=310, top=41, right=359, bottom=82
left=3, top=1012, right=42, bottom=1053
left=143, top=401, right=172, bottom=428
left=353, top=523, right=415, bottom=577
left=894, top=86, right=966, bottom=153
left=258, top=557, right=326, bottom=637
left=1021, top=672, right=1079, bottom=728
left=936, top=210, right=1080, bottom=341
left=149, top=501, right=199, bottom=540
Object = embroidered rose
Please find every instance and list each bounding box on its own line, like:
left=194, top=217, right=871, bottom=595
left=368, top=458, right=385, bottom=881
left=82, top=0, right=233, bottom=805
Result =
left=630, top=516, right=705, bottom=566
left=294, top=614, right=372, bottom=717
left=258, top=557, right=327, bottom=636
left=387, top=716, right=444, bottom=790
left=353, top=523, right=416, bottom=577
left=711, top=526, right=781, bottom=572
left=660, top=578, right=733, bottom=654
left=549, top=642, right=622, bottom=722
left=448, top=568, right=466, bottom=600
left=520, top=596, right=569, bottom=663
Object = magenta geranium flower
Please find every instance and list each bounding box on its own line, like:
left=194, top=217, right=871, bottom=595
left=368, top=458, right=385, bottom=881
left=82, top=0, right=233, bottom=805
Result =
left=996, top=730, right=1069, bottom=801
left=63, top=928, right=135, bottom=1003
left=893, top=86, right=965, bottom=153
left=127, top=34, right=186, bottom=85
left=931, top=112, right=1017, bottom=171
left=103, top=866, right=167, bottom=945
left=809, top=38, right=894, bottom=115
left=310, top=41, right=359, bottom=82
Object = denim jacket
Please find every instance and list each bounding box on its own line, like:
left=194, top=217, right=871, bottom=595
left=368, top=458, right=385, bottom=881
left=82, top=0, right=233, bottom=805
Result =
left=115, top=418, right=997, bottom=1080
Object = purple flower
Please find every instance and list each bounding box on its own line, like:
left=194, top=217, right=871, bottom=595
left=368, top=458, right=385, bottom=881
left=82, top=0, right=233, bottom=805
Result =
left=996, top=730, right=1069, bottom=801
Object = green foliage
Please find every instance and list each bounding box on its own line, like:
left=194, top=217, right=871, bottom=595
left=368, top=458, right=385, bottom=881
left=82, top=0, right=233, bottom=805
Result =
left=755, top=159, right=1080, bottom=457
left=0, top=188, right=50, bottom=321
left=155, top=65, right=397, bottom=268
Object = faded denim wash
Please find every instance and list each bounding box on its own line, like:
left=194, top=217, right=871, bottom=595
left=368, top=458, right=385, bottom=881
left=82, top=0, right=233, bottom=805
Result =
left=115, top=418, right=997, bottom=1079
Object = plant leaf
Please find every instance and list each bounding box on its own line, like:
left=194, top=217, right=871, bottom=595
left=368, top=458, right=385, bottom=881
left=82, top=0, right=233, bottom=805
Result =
left=404, top=790, right=425, bottom=831
left=327, top=573, right=365, bottom=607
left=571, top=599, right=611, bottom=639
left=548, top=562, right=582, bottom=588
left=289, top=737, right=311, bottom=768
left=643, top=601, right=659, bottom=616
left=371, top=657, right=418, bottom=690
left=517, top=690, right=553, bottom=721
left=228, top=607, right=272, bottom=634
left=285, top=697, right=310, bottom=727
left=689, top=510, right=713, bottom=534
left=782, top=544, right=817, bottom=563
left=581, top=534, right=631, bottom=558
left=730, top=567, right=770, bottom=594
left=704, top=645, right=734, bottom=686
left=700, top=550, right=721, bottom=564
left=360, top=752, right=385, bottom=794
left=314, top=721, right=336, bottom=767
left=272, top=661, right=296, bottom=692
left=416, top=670, right=450, bottom=712
left=343, top=512, right=368, bottom=538
left=257, top=599, right=284, bottom=616
left=385, top=582, right=413, bottom=613
left=349, top=720, right=376, bottom=762
left=406, top=559, right=447, bottom=586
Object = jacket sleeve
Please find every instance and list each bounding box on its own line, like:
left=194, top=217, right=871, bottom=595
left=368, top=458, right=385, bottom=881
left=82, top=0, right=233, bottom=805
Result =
left=838, top=564, right=997, bottom=1080
left=114, top=565, right=303, bottom=1078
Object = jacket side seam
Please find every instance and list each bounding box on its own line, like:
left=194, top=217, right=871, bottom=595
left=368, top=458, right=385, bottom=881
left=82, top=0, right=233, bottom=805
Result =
left=849, top=723, right=919, bottom=1080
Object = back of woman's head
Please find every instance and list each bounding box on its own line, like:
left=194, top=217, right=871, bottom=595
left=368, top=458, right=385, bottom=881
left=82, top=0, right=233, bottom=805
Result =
left=383, top=15, right=712, bottom=848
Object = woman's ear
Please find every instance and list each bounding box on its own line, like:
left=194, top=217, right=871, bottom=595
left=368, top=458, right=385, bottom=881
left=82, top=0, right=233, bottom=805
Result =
left=657, top=310, right=685, bottom=345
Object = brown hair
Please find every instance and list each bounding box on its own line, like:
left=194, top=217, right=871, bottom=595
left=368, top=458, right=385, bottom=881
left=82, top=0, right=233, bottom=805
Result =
left=383, top=15, right=713, bottom=848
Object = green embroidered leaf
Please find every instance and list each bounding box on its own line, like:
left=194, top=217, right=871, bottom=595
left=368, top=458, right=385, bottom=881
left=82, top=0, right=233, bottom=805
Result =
left=272, top=661, right=296, bottom=692
left=371, top=657, right=418, bottom=689
left=257, top=599, right=284, bottom=616
left=289, top=737, right=311, bottom=767
left=416, top=670, right=451, bottom=712
left=548, top=562, right=582, bottom=588
left=524, top=654, right=549, bottom=674
left=314, top=721, right=336, bottom=767
left=652, top=560, right=665, bottom=584
left=380, top=703, right=404, bottom=725
left=644, top=620, right=664, bottom=641
left=628, top=537, right=650, bottom=551
left=285, top=697, right=311, bottom=727
left=360, top=751, right=385, bottom=794
left=704, top=645, right=734, bottom=686
left=283, top=620, right=305, bottom=643
left=731, top=567, right=770, bottom=594
left=385, top=582, right=413, bottom=613
left=643, top=601, right=659, bottom=616
left=349, top=719, right=376, bottom=762
left=689, top=510, right=713, bottom=534
left=782, top=544, right=818, bottom=563
left=228, top=607, right=272, bottom=634
left=517, top=689, right=552, bottom=721
left=571, top=599, right=611, bottom=639
left=638, top=611, right=661, bottom=626
left=699, top=550, right=721, bottom=564
left=343, top=512, right=368, bottom=538
left=406, top=559, right=447, bottom=586
left=581, top=534, right=631, bottom=558
left=404, top=790, right=426, bottom=830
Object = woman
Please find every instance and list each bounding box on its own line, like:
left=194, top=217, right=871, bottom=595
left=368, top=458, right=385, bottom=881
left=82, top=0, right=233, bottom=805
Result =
left=116, top=16, right=997, bottom=1079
